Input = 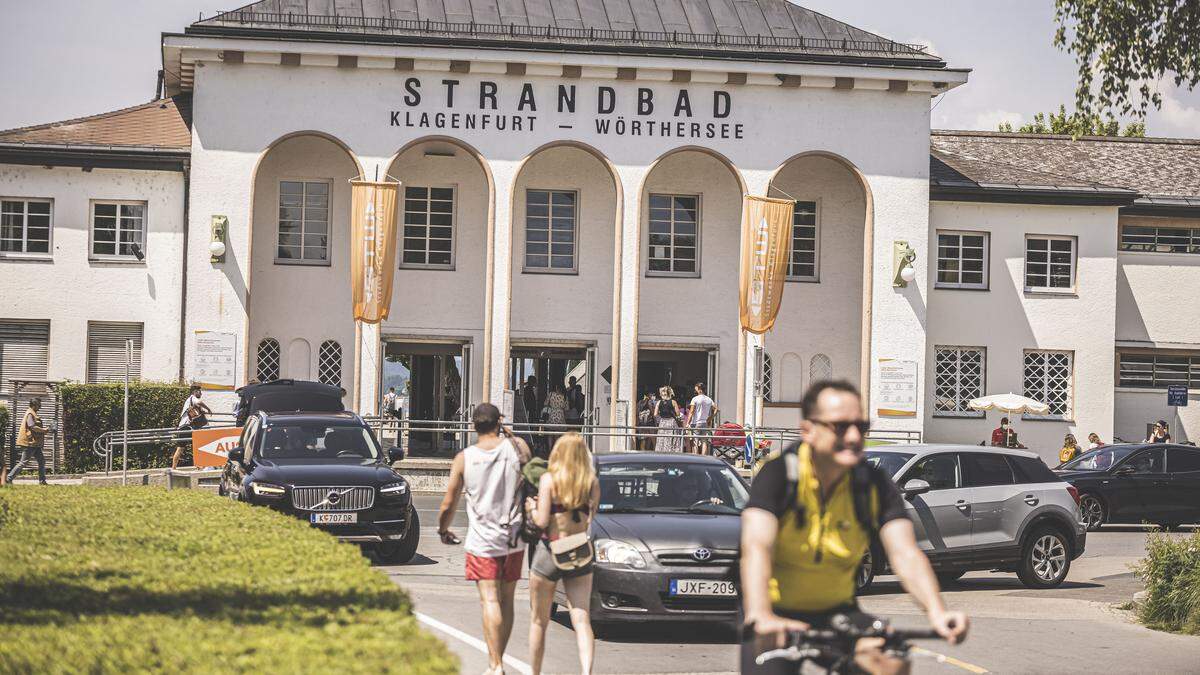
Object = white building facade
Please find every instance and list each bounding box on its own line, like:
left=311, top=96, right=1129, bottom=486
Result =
left=3, top=1, right=1199, bottom=464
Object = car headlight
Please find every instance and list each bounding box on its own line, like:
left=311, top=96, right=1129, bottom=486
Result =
left=380, top=481, right=408, bottom=495
left=250, top=481, right=286, bottom=497
left=595, top=539, right=647, bottom=569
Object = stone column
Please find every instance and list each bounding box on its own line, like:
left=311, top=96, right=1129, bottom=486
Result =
left=483, top=159, right=519, bottom=404
left=612, top=167, right=647, bottom=444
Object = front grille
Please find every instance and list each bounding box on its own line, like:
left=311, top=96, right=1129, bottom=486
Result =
left=291, top=486, right=375, bottom=511
left=656, top=551, right=738, bottom=567
left=659, top=595, right=739, bottom=612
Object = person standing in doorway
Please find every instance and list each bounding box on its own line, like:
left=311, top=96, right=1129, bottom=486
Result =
left=654, top=386, right=684, bottom=453
left=637, top=389, right=657, bottom=451
left=566, top=376, right=585, bottom=427
left=381, top=386, right=401, bottom=420
left=685, top=381, right=718, bottom=455
left=172, top=385, right=211, bottom=470
left=437, top=403, right=531, bottom=675
left=7, top=398, right=49, bottom=485
left=526, top=433, right=599, bottom=675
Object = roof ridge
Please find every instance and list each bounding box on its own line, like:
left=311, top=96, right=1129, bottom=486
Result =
left=0, top=96, right=183, bottom=138
left=930, top=146, right=1129, bottom=192
left=933, top=129, right=1200, bottom=146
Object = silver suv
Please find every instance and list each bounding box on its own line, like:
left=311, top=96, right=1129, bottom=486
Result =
left=860, top=445, right=1086, bottom=590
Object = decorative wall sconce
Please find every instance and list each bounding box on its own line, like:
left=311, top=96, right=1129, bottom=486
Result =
left=210, top=215, right=228, bottom=263
left=893, top=240, right=917, bottom=287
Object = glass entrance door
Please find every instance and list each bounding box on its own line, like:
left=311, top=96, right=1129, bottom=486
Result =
left=383, top=342, right=466, bottom=457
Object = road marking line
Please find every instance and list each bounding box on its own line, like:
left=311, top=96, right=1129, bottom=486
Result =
left=911, top=646, right=989, bottom=673
left=414, top=611, right=533, bottom=675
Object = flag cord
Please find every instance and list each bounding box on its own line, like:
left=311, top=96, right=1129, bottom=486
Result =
left=766, top=184, right=799, bottom=201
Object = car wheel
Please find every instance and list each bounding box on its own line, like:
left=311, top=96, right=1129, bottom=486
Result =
left=376, top=506, right=420, bottom=564
left=856, top=547, right=877, bottom=593
left=1079, top=494, right=1106, bottom=531
left=1017, top=527, right=1071, bottom=589
left=936, top=570, right=967, bottom=585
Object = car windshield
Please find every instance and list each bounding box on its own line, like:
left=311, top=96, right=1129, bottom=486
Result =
left=1059, top=445, right=1138, bottom=471
left=258, top=423, right=379, bottom=460
left=597, top=462, right=748, bottom=514
left=865, top=451, right=914, bottom=478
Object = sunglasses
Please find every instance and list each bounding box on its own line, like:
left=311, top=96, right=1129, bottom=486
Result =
left=810, top=419, right=871, bottom=438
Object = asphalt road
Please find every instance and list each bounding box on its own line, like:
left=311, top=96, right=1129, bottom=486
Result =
left=381, top=496, right=1200, bottom=674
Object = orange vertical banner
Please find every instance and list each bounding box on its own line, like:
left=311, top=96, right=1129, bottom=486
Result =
left=350, top=179, right=400, bottom=323
left=739, top=195, right=795, bottom=334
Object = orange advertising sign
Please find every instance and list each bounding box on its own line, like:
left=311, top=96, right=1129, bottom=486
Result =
left=192, top=426, right=243, bottom=468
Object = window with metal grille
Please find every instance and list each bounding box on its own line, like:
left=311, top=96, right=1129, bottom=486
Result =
left=86, top=322, right=143, bottom=383
left=318, top=340, right=343, bottom=387
left=401, top=186, right=455, bottom=268
left=933, top=347, right=985, bottom=416
left=787, top=201, right=819, bottom=281
left=1120, top=224, right=1200, bottom=254
left=1024, top=236, right=1075, bottom=291
left=256, top=338, right=281, bottom=382
left=761, top=352, right=773, bottom=403
left=277, top=180, right=330, bottom=263
left=1, top=199, right=52, bottom=256
left=809, top=353, right=832, bottom=382
left=935, top=231, right=988, bottom=289
left=525, top=189, right=576, bottom=272
left=1023, top=350, right=1073, bottom=418
left=647, top=194, right=699, bottom=275
left=91, top=201, right=146, bottom=259
left=1117, top=350, right=1200, bottom=389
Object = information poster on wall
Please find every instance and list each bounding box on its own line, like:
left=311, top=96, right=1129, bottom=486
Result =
left=194, top=331, right=237, bottom=390
left=877, top=358, right=918, bottom=417
left=501, top=389, right=516, bottom=422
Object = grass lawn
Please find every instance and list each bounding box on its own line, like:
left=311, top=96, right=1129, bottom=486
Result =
left=0, top=487, right=456, bottom=674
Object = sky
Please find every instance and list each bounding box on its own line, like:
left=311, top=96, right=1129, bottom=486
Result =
left=1, top=0, right=1198, bottom=137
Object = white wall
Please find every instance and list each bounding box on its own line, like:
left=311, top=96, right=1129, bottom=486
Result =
left=925, top=201, right=1119, bottom=464
left=0, top=163, right=185, bottom=383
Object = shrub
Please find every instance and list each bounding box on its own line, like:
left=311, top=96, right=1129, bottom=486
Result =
left=62, top=382, right=191, bottom=473
left=1134, top=530, right=1200, bottom=635
left=0, top=487, right=456, bottom=673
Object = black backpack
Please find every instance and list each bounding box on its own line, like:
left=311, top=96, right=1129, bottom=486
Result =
left=779, top=443, right=883, bottom=545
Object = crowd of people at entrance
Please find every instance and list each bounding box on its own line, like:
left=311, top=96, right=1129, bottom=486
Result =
left=636, top=381, right=719, bottom=454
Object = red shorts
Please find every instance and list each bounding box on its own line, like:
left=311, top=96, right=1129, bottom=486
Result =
left=465, top=550, right=524, bottom=582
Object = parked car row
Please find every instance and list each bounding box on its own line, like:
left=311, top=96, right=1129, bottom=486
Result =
left=1054, top=443, right=1200, bottom=531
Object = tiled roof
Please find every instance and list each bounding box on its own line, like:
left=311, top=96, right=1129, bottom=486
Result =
left=931, top=130, right=1200, bottom=202
left=0, top=96, right=192, bottom=151
left=191, top=0, right=941, bottom=66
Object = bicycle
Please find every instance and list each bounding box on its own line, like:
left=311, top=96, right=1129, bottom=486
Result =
left=753, top=613, right=946, bottom=674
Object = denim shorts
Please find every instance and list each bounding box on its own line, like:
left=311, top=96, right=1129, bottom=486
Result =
left=530, top=540, right=594, bottom=582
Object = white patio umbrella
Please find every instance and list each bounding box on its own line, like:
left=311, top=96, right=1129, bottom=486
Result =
left=967, top=393, right=1050, bottom=415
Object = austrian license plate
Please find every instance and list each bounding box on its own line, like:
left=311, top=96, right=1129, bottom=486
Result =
left=311, top=513, right=357, bottom=524
left=669, top=579, right=737, bottom=596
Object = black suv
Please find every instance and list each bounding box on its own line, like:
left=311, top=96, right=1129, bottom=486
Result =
left=234, top=379, right=345, bottom=427
left=219, top=410, right=419, bottom=563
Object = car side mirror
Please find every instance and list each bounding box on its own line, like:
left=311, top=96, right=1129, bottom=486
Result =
left=227, top=446, right=244, bottom=464
left=902, top=478, right=932, bottom=499
left=1114, top=465, right=1135, bottom=476
left=387, top=446, right=405, bottom=463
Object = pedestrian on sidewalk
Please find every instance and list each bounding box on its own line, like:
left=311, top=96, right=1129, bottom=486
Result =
left=7, top=398, right=50, bottom=485
left=685, top=381, right=718, bottom=455
left=172, top=385, right=211, bottom=469
left=1058, top=433, right=1082, bottom=465
left=526, top=433, right=599, bottom=675
left=437, top=403, right=532, bottom=675
left=654, top=386, right=684, bottom=453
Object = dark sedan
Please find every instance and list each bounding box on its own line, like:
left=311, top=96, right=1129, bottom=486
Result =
left=1055, top=443, right=1200, bottom=530
left=556, top=453, right=747, bottom=628
left=219, top=410, right=419, bottom=562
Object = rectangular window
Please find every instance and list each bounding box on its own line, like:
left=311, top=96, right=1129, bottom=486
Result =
left=86, top=321, right=144, bottom=383
left=933, top=346, right=985, bottom=416
left=1, top=199, right=52, bottom=256
left=787, top=201, right=819, bottom=281
left=935, top=231, right=988, bottom=289
left=525, top=189, right=576, bottom=272
left=1023, top=350, right=1073, bottom=418
left=401, top=186, right=455, bottom=268
left=91, top=201, right=146, bottom=260
left=647, top=194, right=699, bottom=276
left=1117, top=350, right=1200, bottom=389
left=1024, top=236, right=1075, bottom=291
left=1120, top=223, right=1200, bottom=254
left=276, top=180, right=329, bottom=263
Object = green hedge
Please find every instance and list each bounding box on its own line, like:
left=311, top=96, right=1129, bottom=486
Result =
left=62, top=382, right=191, bottom=473
left=1135, top=530, right=1200, bottom=635
left=0, top=487, right=456, bottom=673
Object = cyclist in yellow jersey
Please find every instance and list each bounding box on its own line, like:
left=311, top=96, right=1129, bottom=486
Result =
left=740, top=381, right=969, bottom=674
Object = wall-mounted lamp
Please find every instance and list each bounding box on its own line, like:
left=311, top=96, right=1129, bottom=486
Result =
left=893, top=240, right=917, bottom=287
left=210, top=215, right=228, bottom=263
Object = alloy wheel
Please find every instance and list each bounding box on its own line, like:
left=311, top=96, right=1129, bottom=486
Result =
left=1031, top=534, right=1067, bottom=582
left=1080, top=495, right=1104, bottom=530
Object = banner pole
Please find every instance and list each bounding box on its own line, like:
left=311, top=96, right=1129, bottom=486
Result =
left=353, top=320, right=363, bottom=413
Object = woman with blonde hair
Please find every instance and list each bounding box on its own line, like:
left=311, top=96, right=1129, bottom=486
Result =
left=527, top=433, right=600, bottom=674
left=654, top=385, right=684, bottom=453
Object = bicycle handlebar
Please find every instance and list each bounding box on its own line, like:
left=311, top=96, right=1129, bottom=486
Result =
left=752, top=615, right=947, bottom=666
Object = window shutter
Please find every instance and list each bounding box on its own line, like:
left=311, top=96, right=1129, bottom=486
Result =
left=86, top=322, right=144, bottom=384
left=1, top=319, right=56, bottom=467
